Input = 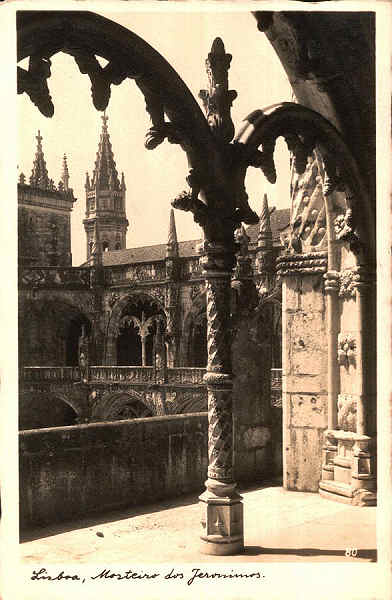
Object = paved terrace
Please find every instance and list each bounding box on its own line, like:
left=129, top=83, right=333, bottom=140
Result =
left=21, top=483, right=376, bottom=564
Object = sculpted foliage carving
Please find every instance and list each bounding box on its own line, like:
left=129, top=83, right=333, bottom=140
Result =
left=338, top=333, right=356, bottom=367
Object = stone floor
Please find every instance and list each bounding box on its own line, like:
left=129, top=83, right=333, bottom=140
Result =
left=20, top=483, right=376, bottom=564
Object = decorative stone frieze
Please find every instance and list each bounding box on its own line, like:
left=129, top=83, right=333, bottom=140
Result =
left=276, top=251, right=327, bottom=277
left=19, top=267, right=90, bottom=289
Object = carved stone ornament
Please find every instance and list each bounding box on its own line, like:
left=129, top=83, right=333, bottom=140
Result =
left=108, top=292, right=119, bottom=309
left=199, top=37, right=237, bottom=144
left=338, top=269, right=357, bottom=299
left=190, top=283, right=205, bottom=300
left=276, top=251, right=327, bottom=277
left=17, top=56, right=54, bottom=117
left=207, top=389, right=234, bottom=481
left=337, top=393, right=357, bottom=432
left=338, top=333, right=356, bottom=367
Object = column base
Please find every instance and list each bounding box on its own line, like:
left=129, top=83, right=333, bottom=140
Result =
left=200, top=536, right=244, bottom=556
left=199, top=479, right=244, bottom=556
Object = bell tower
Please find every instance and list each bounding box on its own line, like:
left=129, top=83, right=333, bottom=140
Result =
left=84, top=113, right=128, bottom=261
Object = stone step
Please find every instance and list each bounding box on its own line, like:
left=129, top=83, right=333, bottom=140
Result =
left=333, top=456, right=352, bottom=468
left=334, top=464, right=351, bottom=484
left=319, top=479, right=353, bottom=498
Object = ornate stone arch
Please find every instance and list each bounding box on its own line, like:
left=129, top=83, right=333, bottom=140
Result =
left=19, top=390, right=80, bottom=430
left=105, top=291, right=167, bottom=365
left=91, top=389, right=154, bottom=421
left=181, top=290, right=207, bottom=367
left=19, top=297, right=92, bottom=367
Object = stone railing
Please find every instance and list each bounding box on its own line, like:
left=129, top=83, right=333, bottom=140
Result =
left=21, top=366, right=80, bottom=382
left=19, top=267, right=90, bottom=288
left=107, top=262, right=166, bottom=284
left=21, top=365, right=207, bottom=387
left=89, top=366, right=156, bottom=383
left=167, top=367, right=206, bottom=385
left=181, top=257, right=203, bottom=280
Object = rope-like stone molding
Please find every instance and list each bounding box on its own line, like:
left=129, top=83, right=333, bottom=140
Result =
left=276, top=251, right=327, bottom=276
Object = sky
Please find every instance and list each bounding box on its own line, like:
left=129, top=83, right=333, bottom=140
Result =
left=18, top=10, right=292, bottom=266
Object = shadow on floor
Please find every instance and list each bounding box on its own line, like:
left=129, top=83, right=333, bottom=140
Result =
left=20, top=479, right=280, bottom=543
left=243, top=546, right=377, bottom=562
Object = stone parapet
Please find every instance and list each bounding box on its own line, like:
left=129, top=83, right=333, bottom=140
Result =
left=19, top=267, right=91, bottom=289
left=19, top=413, right=209, bottom=529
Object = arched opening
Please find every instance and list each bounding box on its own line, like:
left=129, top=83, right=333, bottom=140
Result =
left=19, top=393, right=78, bottom=430
left=188, top=312, right=207, bottom=368
left=115, top=242, right=121, bottom=250
left=117, top=320, right=141, bottom=365
left=66, top=314, right=91, bottom=366
left=91, top=391, right=154, bottom=422
left=19, top=300, right=91, bottom=367
left=102, top=241, right=109, bottom=252
left=116, top=295, right=166, bottom=366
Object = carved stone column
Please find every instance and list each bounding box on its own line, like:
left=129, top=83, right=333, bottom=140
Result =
left=322, top=270, right=340, bottom=481
left=199, top=240, right=243, bottom=555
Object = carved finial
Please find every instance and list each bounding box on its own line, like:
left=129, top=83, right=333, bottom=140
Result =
left=199, top=37, right=237, bottom=143
left=120, top=172, right=126, bottom=191
left=258, top=193, right=273, bottom=250
left=61, top=153, right=69, bottom=191
left=102, top=110, right=108, bottom=132
left=166, top=208, right=179, bottom=258
left=19, top=172, right=26, bottom=185
left=30, top=130, right=50, bottom=189
left=234, top=224, right=250, bottom=257
left=85, top=172, right=90, bottom=190
left=256, top=194, right=274, bottom=273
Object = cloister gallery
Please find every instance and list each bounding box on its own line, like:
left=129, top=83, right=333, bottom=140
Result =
left=11, top=8, right=388, bottom=562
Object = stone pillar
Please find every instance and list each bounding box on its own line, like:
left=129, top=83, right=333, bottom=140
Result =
left=199, top=241, right=243, bottom=555
left=354, top=274, right=367, bottom=436
left=140, top=334, right=147, bottom=367
left=322, top=270, right=340, bottom=481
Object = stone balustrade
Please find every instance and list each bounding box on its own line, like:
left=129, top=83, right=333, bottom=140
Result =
left=89, top=366, right=156, bottom=383
left=22, top=366, right=80, bottom=382
left=19, top=267, right=90, bottom=288
left=107, top=262, right=167, bottom=284
left=21, top=366, right=278, bottom=389
left=167, top=367, right=206, bottom=385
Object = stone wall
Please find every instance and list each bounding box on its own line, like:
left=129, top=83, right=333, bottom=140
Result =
left=282, top=275, right=328, bottom=492
left=18, top=187, right=74, bottom=267
left=19, top=413, right=208, bottom=529
left=232, top=306, right=282, bottom=483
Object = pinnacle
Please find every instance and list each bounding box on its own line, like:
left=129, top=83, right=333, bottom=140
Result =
left=91, top=112, right=120, bottom=191
left=258, top=193, right=273, bottom=249
left=167, top=208, right=179, bottom=257
left=30, top=129, right=50, bottom=189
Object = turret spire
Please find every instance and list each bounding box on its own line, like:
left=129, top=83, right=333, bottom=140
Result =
left=256, top=193, right=273, bottom=273
left=30, top=130, right=50, bottom=189
left=257, top=193, right=272, bottom=250
left=91, top=112, right=120, bottom=191
left=166, top=208, right=179, bottom=257
left=84, top=113, right=128, bottom=261
left=61, top=154, right=69, bottom=191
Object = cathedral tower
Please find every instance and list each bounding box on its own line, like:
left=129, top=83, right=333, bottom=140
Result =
left=18, top=131, right=75, bottom=266
left=84, top=113, right=128, bottom=261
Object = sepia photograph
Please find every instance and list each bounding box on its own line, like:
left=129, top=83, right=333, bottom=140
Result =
left=0, top=1, right=391, bottom=599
